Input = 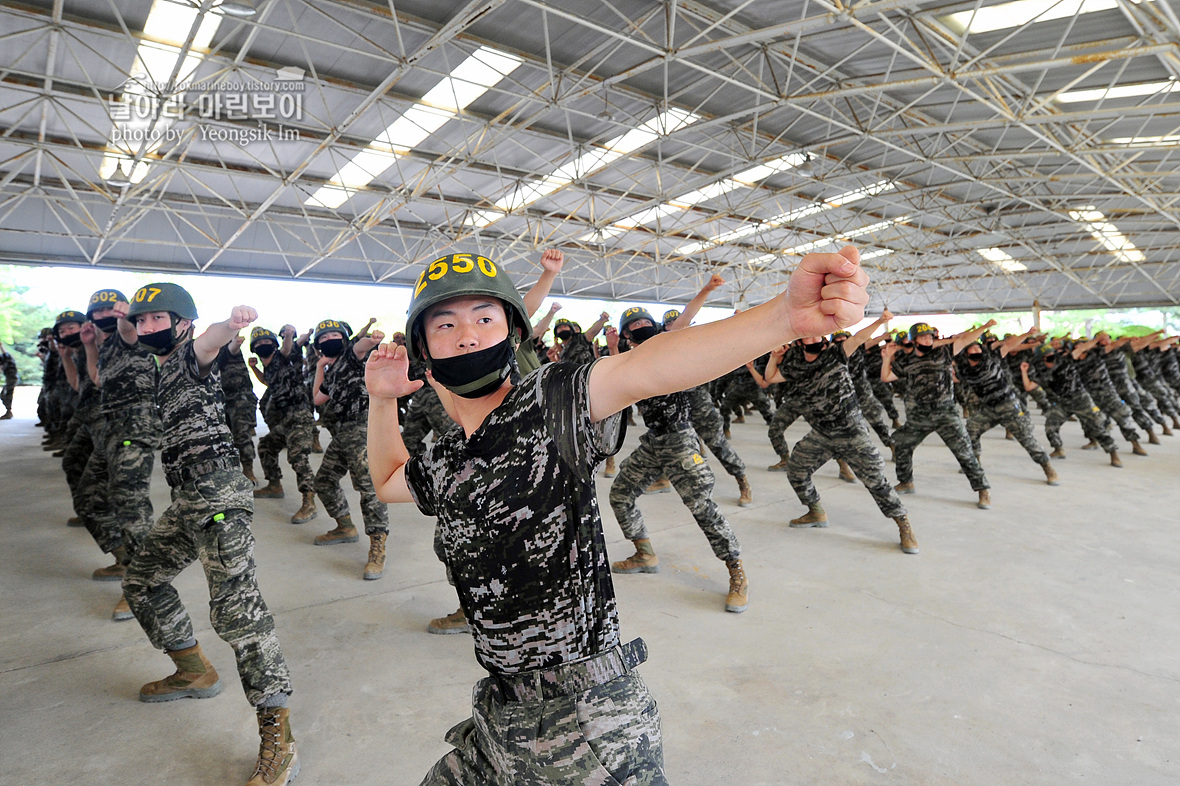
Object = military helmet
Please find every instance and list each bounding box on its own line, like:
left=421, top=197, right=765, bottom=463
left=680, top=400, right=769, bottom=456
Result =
left=125, top=283, right=198, bottom=320
left=619, top=307, right=655, bottom=335
left=85, top=289, right=127, bottom=317
left=909, top=322, right=936, bottom=340
left=1035, top=344, right=1056, bottom=358
left=405, top=252, right=530, bottom=364
left=662, top=309, right=681, bottom=326
left=249, top=326, right=279, bottom=352
left=554, top=318, right=573, bottom=329
left=314, top=318, right=349, bottom=343
left=54, top=310, right=86, bottom=328
left=831, top=330, right=852, bottom=341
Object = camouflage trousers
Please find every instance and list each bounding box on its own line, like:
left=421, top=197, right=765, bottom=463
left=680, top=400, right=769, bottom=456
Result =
left=609, top=425, right=740, bottom=562
left=224, top=394, right=258, bottom=464
left=787, top=418, right=906, bottom=519
left=1089, top=386, right=1141, bottom=444
left=1112, top=375, right=1164, bottom=432
left=420, top=644, right=666, bottom=786
left=61, top=413, right=96, bottom=502
left=855, top=379, right=895, bottom=446
left=402, top=385, right=458, bottom=456
left=720, top=381, right=774, bottom=429
left=768, top=403, right=805, bottom=461
left=2, top=378, right=14, bottom=412
left=68, top=419, right=120, bottom=554
left=1141, top=377, right=1180, bottom=418
left=123, top=469, right=292, bottom=707
left=104, top=415, right=160, bottom=559
left=893, top=405, right=990, bottom=491
left=1044, top=394, right=1117, bottom=454
left=258, top=408, right=315, bottom=493
left=314, top=421, right=388, bottom=535
left=965, top=398, right=1050, bottom=466
left=870, top=378, right=900, bottom=420
left=686, top=387, right=745, bottom=478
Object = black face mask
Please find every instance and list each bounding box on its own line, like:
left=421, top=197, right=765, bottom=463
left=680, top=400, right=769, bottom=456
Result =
left=914, top=342, right=930, bottom=355
left=802, top=342, right=825, bottom=355
left=317, top=338, right=345, bottom=358
left=254, top=344, right=277, bottom=359
left=555, top=329, right=572, bottom=341
left=58, top=332, right=83, bottom=348
left=429, top=336, right=517, bottom=398
left=92, top=316, right=119, bottom=333
left=139, top=327, right=178, bottom=356
left=966, top=351, right=982, bottom=362
left=628, top=325, right=659, bottom=344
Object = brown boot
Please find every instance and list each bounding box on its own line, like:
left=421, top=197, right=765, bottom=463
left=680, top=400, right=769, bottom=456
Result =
left=1004, top=429, right=1014, bottom=440
left=67, top=515, right=83, bottom=527
left=246, top=706, right=299, bottom=786
left=314, top=515, right=358, bottom=545
left=736, top=475, right=753, bottom=507
left=837, top=459, right=856, bottom=484
left=1081, top=439, right=1098, bottom=450
left=643, top=477, right=672, bottom=495
left=611, top=539, right=659, bottom=574
left=93, top=546, right=128, bottom=582
left=894, top=481, right=915, bottom=494
left=363, top=532, right=387, bottom=580
left=733, top=413, right=746, bottom=424
left=254, top=479, right=284, bottom=499
left=977, top=489, right=991, bottom=509
left=790, top=503, right=828, bottom=528
left=767, top=457, right=789, bottom=472
left=1042, top=461, right=1059, bottom=486
left=1148, top=429, right=1160, bottom=445
left=894, top=516, right=919, bottom=554
left=290, top=491, right=318, bottom=524
left=1131, top=440, right=1147, bottom=456
left=112, top=593, right=134, bottom=621
left=312, top=433, right=323, bottom=453
left=603, top=455, right=616, bottom=478
left=891, top=418, right=902, bottom=430
left=139, top=642, right=222, bottom=702
left=1050, top=447, right=1066, bottom=459
left=723, top=427, right=731, bottom=439
left=1173, top=415, right=1180, bottom=430
left=1162, top=421, right=1174, bottom=436
left=427, top=607, right=470, bottom=635
left=725, top=559, right=748, bottom=613
left=1110, top=451, right=1123, bottom=468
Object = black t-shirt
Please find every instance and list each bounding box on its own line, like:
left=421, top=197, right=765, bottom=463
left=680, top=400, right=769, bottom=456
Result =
left=776, top=344, right=861, bottom=436
left=320, top=341, right=371, bottom=424
left=157, top=341, right=237, bottom=477
left=954, top=346, right=1016, bottom=408
left=405, top=361, right=625, bottom=675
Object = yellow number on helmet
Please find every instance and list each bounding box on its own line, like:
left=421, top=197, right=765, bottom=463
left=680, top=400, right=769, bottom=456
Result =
left=413, top=270, right=429, bottom=297
left=451, top=253, right=474, bottom=274
left=146, top=287, right=162, bottom=303
left=477, top=256, right=496, bottom=277
left=427, top=258, right=449, bottom=282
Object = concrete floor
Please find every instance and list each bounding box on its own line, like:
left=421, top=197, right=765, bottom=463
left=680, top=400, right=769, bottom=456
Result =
left=2, top=384, right=1179, bottom=786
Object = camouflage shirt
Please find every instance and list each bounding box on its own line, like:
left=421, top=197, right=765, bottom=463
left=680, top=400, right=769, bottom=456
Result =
left=1074, top=350, right=1116, bottom=392
left=954, top=346, right=1017, bottom=408
left=217, top=344, right=256, bottom=402
left=559, top=333, right=596, bottom=366
left=98, top=333, right=159, bottom=416
left=1029, top=354, right=1087, bottom=400
left=320, top=341, right=370, bottom=424
left=405, top=360, right=625, bottom=675
left=636, top=390, right=692, bottom=435
left=0, top=351, right=16, bottom=382
left=73, top=347, right=102, bottom=420
left=1128, top=348, right=1163, bottom=385
left=893, top=344, right=956, bottom=408
left=157, top=340, right=236, bottom=478
left=1160, top=347, right=1180, bottom=387
left=776, top=344, right=861, bottom=436
left=262, top=350, right=311, bottom=413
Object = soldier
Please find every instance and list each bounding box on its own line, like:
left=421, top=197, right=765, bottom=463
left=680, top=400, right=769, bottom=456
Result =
left=1020, top=343, right=1122, bottom=466
left=1072, top=335, right=1148, bottom=456
left=864, top=340, right=901, bottom=429
left=883, top=321, right=994, bottom=509
left=251, top=325, right=318, bottom=524
left=836, top=325, right=896, bottom=451
left=45, top=311, right=85, bottom=452
left=606, top=306, right=748, bottom=613
left=219, top=334, right=260, bottom=482
left=552, top=311, right=610, bottom=366
left=310, top=318, right=390, bottom=580
left=366, top=245, right=869, bottom=785
left=1095, top=332, right=1167, bottom=440
left=0, top=340, right=17, bottom=419
left=720, top=345, right=776, bottom=431
left=955, top=328, right=1060, bottom=485
left=759, top=316, right=918, bottom=554
left=120, top=284, right=298, bottom=786
left=1129, top=333, right=1180, bottom=427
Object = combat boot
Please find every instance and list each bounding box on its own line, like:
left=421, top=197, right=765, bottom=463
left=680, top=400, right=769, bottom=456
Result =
left=789, top=503, right=828, bottom=528
left=242, top=459, right=258, bottom=485
left=311, top=432, right=323, bottom=453
left=611, top=539, right=659, bottom=574
left=0, top=409, right=11, bottom=420
left=1081, top=439, right=1098, bottom=450
left=246, top=706, right=299, bottom=786
left=67, top=516, right=82, bottom=527
left=1004, top=429, right=1014, bottom=440
left=1110, top=451, right=1123, bottom=468
left=736, top=475, right=753, bottom=507
left=139, top=642, right=222, bottom=702
left=93, top=545, right=127, bottom=581
left=977, top=489, right=991, bottom=509
left=1050, top=447, right=1066, bottom=459
left=427, top=608, right=470, bottom=635
left=603, top=455, right=616, bottom=478
left=644, top=477, right=672, bottom=494
left=767, top=457, right=789, bottom=472
left=1173, top=415, right=1180, bottom=430
left=725, top=559, right=748, bottom=613
left=363, top=532, right=387, bottom=580
left=254, top=479, right=284, bottom=499
left=723, top=427, right=731, bottom=439
left=1162, top=421, right=1174, bottom=436
left=891, top=417, right=902, bottom=430
left=290, top=491, right=317, bottom=524
left=1041, top=461, right=1059, bottom=486
left=837, top=459, right=856, bottom=483
left=112, top=593, right=134, bottom=621
left=1131, top=439, right=1147, bottom=456
left=894, top=481, right=915, bottom=494
left=894, top=516, right=919, bottom=554
left=314, top=515, right=358, bottom=545
left=1148, top=429, right=1160, bottom=445
left=733, top=413, right=746, bottom=424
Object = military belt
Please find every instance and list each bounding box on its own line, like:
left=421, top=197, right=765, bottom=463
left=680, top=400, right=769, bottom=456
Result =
left=492, top=638, right=648, bottom=703
left=165, top=455, right=241, bottom=486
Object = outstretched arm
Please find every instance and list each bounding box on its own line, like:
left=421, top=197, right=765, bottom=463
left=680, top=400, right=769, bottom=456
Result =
left=998, top=327, right=1039, bottom=358
left=951, top=320, right=998, bottom=355
left=194, top=307, right=257, bottom=375
left=1129, top=331, right=1164, bottom=352
left=584, top=311, right=611, bottom=341
left=880, top=342, right=901, bottom=383
left=1070, top=336, right=1102, bottom=360
left=353, top=329, right=384, bottom=360
left=532, top=302, right=562, bottom=338
left=667, top=274, right=725, bottom=331
left=523, top=249, right=564, bottom=318
left=353, top=318, right=377, bottom=340
left=588, top=246, right=869, bottom=422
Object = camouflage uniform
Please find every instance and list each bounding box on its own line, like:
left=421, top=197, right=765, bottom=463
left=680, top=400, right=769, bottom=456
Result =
left=767, top=394, right=806, bottom=462
left=0, top=349, right=16, bottom=414
left=1102, top=346, right=1162, bottom=433
left=558, top=332, right=597, bottom=366
left=405, top=362, right=666, bottom=785
left=98, top=333, right=162, bottom=559
left=1130, top=348, right=1180, bottom=419
left=1075, top=350, right=1140, bottom=443
left=314, top=340, right=388, bottom=535
left=402, top=383, right=460, bottom=456
left=257, top=350, right=315, bottom=493
left=890, top=345, right=990, bottom=491
left=719, top=359, right=775, bottom=428
left=1160, top=346, right=1180, bottom=396
left=218, top=344, right=258, bottom=466
left=61, top=347, right=116, bottom=547
left=123, top=341, right=292, bottom=707
left=847, top=344, right=894, bottom=446
left=955, top=346, right=1050, bottom=466
left=610, top=392, right=741, bottom=564
left=863, top=344, right=900, bottom=421
left=1028, top=354, right=1118, bottom=454
left=685, top=384, right=745, bottom=478
left=777, top=345, right=906, bottom=518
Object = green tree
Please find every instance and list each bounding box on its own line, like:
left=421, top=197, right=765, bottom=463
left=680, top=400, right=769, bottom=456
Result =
left=0, top=266, right=58, bottom=385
